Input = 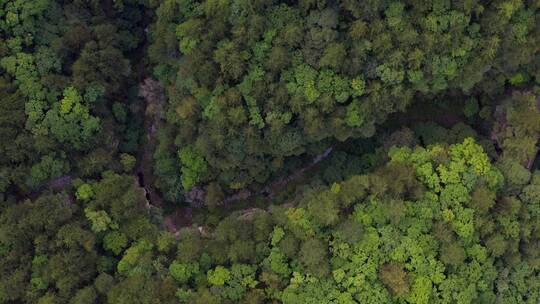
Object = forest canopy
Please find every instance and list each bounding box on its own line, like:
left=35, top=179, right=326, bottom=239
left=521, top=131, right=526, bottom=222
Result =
left=0, top=0, right=539, bottom=303
left=149, top=0, right=539, bottom=194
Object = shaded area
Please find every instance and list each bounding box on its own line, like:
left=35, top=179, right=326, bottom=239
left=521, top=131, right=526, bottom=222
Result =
left=136, top=78, right=166, bottom=209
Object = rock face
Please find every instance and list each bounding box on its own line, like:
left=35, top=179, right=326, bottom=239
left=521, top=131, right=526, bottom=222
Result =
left=44, top=175, right=72, bottom=191
left=139, top=78, right=166, bottom=117
left=137, top=78, right=166, bottom=208
left=184, top=187, right=205, bottom=208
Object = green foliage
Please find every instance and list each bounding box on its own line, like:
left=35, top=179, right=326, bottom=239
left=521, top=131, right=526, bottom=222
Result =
left=119, top=154, right=136, bottom=172
left=1, top=1, right=540, bottom=303
left=28, top=154, right=69, bottom=187
left=379, top=263, right=409, bottom=297
left=42, top=87, right=101, bottom=149
left=463, top=98, right=479, bottom=119
left=299, top=238, right=329, bottom=278
left=169, top=261, right=199, bottom=284
left=264, top=248, right=290, bottom=276
left=84, top=208, right=117, bottom=233
left=207, top=266, right=231, bottom=286
left=76, top=184, right=94, bottom=202
left=178, top=146, right=208, bottom=190
left=148, top=0, right=540, bottom=191
left=70, top=286, right=97, bottom=304
left=345, top=102, right=364, bottom=127
left=103, top=231, right=128, bottom=255
left=495, top=92, right=540, bottom=164
left=270, top=227, right=285, bottom=246
left=117, top=240, right=154, bottom=276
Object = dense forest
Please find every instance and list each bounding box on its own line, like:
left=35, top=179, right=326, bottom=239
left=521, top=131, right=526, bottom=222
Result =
left=0, top=0, right=539, bottom=303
